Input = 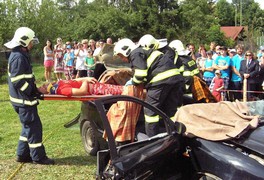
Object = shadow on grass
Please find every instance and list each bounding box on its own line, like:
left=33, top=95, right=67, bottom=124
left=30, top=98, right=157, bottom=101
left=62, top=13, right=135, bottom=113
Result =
left=54, top=155, right=97, bottom=166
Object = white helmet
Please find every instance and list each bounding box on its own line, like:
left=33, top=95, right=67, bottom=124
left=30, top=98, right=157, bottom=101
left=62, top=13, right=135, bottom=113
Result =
left=169, top=40, right=185, bottom=52
left=157, top=38, right=168, bottom=49
left=138, top=34, right=159, bottom=49
left=113, top=38, right=137, bottom=57
left=4, top=27, right=39, bottom=49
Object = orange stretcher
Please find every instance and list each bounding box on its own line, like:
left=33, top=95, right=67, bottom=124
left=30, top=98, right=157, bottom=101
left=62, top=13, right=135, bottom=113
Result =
left=43, top=95, right=110, bottom=101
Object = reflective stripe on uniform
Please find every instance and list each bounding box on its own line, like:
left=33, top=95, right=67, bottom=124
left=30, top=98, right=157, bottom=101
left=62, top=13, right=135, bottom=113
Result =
left=150, top=68, right=180, bottom=83
left=133, top=51, right=162, bottom=84
left=187, top=60, right=196, bottom=67
left=179, top=65, right=184, bottom=72
left=183, top=68, right=199, bottom=76
left=147, top=51, right=163, bottom=68
left=145, top=114, right=159, bottom=123
left=192, top=68, right=200, bottom=75
left=183, top=71, right=192, bottom=76
left=9, top=96, right=38, bottom=106
left=19, top=136, right=28, bottom=142
left=9, top=73, right=34, bottom=82
left=134, top=69, right=148, bottom=77
left=20, top=82, right=29, bottom=91
left=29, top=143, right=42, bottom=148
left=132, top=76, right=143, bottom=84
left=174, top=53, right=178, bottom=65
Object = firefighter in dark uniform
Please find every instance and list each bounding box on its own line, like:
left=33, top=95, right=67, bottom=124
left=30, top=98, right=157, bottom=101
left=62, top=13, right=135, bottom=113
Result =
left=169, top=40, right=201, bottom=104
left=138, top=35, right=184, bottom=107
left=4, top=27, right=54, bottom=165
left=114, top=38, right=185, bottom=137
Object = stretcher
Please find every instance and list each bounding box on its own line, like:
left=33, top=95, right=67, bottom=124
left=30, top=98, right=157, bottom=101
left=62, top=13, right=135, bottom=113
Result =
left=43, top=94, right=110, bottom=101
left=43, top=94, right=111, bottom=128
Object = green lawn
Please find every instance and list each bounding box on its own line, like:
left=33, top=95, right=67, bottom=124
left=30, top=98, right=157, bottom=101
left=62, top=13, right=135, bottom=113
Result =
left=0, top=63, right=97, bottom=179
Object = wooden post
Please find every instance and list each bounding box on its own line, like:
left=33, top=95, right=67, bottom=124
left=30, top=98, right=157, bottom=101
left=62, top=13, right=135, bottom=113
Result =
left=243, top=78, right=247, bottom=102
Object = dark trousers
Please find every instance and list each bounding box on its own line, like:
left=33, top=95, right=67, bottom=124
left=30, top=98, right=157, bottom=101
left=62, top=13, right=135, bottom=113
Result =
left=230, top=81, right=242, bottom=101
left=144, top=83, right=184, bottom=137
left=14, top=105, right=46, bottom=161
left=78, top=70, right=87, bottom=77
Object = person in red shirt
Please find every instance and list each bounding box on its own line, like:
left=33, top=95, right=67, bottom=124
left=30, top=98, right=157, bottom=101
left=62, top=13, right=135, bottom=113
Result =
left=211, top=70, right=224, bottom=102
left=38, top=77, right=124, bottom=97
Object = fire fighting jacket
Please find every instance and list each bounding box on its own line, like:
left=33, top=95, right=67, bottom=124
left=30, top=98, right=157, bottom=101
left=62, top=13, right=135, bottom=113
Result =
left=129, top=47, right=184, bottom=88
left=159, top=45, right=183, bottom=71
left=8, top=47, right=40, bottom=107
left=178, top=55, right=201, bottom=93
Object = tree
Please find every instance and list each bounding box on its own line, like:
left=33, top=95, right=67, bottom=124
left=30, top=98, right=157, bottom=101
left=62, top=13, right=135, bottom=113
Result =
left=215, top=0, right=235, bottom=26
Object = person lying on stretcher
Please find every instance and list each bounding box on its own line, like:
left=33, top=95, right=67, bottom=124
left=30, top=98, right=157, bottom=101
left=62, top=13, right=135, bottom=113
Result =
left=38, top=77, right=124, bottom=97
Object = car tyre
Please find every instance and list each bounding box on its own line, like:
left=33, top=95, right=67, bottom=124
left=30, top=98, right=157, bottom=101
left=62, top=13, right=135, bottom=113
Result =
left=81, top=120, right=99, bottom=156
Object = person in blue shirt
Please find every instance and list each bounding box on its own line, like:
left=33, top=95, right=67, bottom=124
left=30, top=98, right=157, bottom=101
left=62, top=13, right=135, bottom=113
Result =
left=202, top=51, right=215, bottom=87
left=230, top=45, right=244, bottom=101
left=213, top=46, right=231, bottom=100
left=63, top=45, right=75, bottom=80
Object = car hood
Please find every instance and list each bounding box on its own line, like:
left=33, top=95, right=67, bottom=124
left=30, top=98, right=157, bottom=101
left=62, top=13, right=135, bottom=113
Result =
left=230, top=124, right=264, bottom=156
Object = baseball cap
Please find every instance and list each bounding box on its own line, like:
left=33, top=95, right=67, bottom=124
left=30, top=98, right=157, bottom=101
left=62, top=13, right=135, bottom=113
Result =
left=260, top=46, right=264, bottom=51
left=229, top=49, right=236, bottom=53
left=215, top=70, right=221, bottom=74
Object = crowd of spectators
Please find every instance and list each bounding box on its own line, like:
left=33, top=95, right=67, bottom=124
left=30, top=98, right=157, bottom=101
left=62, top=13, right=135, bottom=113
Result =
left=186, top=42, right=264, bottom=101
left=43, top=37, right=113, bottom=82
left=43, top=37, right=264, bottom=102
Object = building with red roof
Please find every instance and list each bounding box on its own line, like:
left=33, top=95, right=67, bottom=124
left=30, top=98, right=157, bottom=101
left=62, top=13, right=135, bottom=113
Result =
left=220, top=26, right=247, bottom=42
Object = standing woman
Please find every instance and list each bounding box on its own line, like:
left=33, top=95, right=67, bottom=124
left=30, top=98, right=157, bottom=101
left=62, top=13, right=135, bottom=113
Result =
left=75, top=43, right=87, bottom=78
left=54, top=37, right=65, bottom=81
left=43, top=39, right=54, bottom=82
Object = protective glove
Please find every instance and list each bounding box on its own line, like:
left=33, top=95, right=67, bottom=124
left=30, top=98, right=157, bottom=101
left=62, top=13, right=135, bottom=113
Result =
left=125, top=78, right=133, bottom=86
left=35, top=92, right=44, bottom=100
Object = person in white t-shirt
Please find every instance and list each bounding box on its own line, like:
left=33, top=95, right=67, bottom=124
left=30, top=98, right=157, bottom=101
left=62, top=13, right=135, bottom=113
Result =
left=75, top=43, right=87, bottom=78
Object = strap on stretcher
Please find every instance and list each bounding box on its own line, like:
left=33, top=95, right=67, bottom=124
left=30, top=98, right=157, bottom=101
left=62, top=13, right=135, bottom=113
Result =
left=43, top=94, right=110, bottom=101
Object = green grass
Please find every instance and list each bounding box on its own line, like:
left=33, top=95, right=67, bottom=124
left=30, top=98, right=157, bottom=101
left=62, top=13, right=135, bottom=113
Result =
left=0, top=63, right=97, bottom=179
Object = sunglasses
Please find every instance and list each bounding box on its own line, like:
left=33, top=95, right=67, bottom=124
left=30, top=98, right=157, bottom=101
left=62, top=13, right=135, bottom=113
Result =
left=246, top=54, right=252, bottom=56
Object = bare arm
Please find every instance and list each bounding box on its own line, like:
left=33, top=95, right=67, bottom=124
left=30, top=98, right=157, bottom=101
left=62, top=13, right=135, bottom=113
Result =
left=231, top=66, right=240, bottom=76
left=71, top=81, right=89, bottom=96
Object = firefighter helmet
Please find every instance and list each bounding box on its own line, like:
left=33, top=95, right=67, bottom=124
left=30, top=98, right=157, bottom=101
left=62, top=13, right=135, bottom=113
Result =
left=138, top=34, right=159, bottom=49
left=113, top=38, right=137, bottom=57
left=169, top=40, right=185, bottom=52
left=4, top=27, right=39, bottom=49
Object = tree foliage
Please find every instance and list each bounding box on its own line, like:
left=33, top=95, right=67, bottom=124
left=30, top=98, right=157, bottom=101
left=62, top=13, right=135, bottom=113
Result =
left=0, top=0, right=263, bottom=55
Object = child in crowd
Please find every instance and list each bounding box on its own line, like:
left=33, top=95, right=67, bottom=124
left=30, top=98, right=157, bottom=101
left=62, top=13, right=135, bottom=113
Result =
left=63, top=45, right=75, bottom=80
left=210, top=70, right=224, bottom=102
left=84, top=49, right=96, bottom=77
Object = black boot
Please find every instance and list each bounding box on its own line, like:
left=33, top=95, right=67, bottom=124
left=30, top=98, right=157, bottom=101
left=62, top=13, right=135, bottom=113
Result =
left=33, top=156, right=55, bottom=165
left=16, top=156, right=32, bottom=163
